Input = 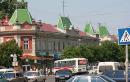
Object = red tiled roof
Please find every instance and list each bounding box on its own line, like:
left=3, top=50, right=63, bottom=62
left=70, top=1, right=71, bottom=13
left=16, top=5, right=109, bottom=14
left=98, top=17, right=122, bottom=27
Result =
left=75, top=29, right=86, bottom=36
left=79, top=31, right=87, bottom=36
left=41, top=23, right=59, bottom=32
left=110, top=35, right=118, bottom=42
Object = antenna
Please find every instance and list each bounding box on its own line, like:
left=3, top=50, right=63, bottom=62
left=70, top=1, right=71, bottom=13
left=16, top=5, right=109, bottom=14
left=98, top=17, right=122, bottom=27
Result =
left=14, top=3, right=18, bottom=24
left=62, top=0, right=65, bottom=16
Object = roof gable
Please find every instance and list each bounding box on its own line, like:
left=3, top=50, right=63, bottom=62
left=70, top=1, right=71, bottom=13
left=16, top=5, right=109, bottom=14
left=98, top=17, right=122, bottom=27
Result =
left=9, top=9, right=32, bottom=25
left=84, top=23, right=94, bottom=34
left=96, top=24, right=109, bottom=37
left=57, top=16, right=72, bottom=29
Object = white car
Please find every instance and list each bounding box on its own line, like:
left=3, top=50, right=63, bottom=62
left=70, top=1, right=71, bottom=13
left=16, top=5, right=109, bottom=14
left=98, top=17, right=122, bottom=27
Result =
left=24, top=71, right=46, bottom=82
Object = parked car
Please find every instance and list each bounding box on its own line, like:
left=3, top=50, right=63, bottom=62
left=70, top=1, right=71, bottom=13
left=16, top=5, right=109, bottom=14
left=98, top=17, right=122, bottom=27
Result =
left=0, top=68, right=14, bottom=74
left=4, top=71, right=28, bottom=82
left=24, top=71, right=46, bottom=82
left=55, top=69, right=73, bottom=82
left=66, top=75, right=116, bottom=82
left=102, top=70, right=130, bottom=82
left=0, top=73, right=9, bottom=82
left=88, top=66, right=97, bottom=74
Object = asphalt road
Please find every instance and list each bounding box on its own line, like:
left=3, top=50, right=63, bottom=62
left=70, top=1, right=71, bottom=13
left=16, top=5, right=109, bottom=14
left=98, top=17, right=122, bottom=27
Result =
left=45, top=75, right=55, bottom=82
left=45, top=76, right=66, bottom=82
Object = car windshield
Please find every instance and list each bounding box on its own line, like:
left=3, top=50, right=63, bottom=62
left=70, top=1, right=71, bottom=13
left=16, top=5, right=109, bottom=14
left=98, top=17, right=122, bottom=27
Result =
left=75, top=77, right=88, bottom=82
left=24, top=71, right=39, bottom=76
left=73, top=76, right=115, bottom=82
left=100, top=75, right=116, bottom=82
left=56, top=70, right=72, bottom=75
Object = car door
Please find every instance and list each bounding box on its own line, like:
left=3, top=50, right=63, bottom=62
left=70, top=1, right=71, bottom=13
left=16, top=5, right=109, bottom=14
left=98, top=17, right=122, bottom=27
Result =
left=39, top=71, right=45, bottom=82
left=36, top=71, right=44, bottom=82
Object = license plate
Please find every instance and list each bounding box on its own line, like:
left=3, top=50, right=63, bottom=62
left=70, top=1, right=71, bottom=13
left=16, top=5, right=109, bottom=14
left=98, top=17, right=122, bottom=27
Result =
left=60, top=77, right=65, bottom=79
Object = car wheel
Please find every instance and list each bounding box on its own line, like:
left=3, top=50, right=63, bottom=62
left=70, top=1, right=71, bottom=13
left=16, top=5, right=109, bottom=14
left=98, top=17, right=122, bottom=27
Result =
left=35, top=79, right=38, bottom=82
left=55, top=78, right=59, bottom=82
left=24, top=80, right=26, bottom=82
left=42, top=79, right=45, bottom=82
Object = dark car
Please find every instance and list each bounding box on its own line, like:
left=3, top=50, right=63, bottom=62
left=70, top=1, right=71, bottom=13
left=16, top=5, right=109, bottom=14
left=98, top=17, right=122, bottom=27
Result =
left=0, top=73, right=9, bottom=82
left=4, top=71, right=28, bottom=82
left=102, top=70, right=130, bottom=82
left=55, top=69, right=73, bottom=82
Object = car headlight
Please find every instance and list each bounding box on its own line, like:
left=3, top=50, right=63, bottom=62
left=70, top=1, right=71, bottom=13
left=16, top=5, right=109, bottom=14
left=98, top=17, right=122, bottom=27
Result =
left=55, top=75, right=60, bottom=78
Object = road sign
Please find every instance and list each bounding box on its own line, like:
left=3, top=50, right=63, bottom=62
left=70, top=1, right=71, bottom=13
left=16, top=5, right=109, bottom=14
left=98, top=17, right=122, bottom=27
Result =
left=118, top=28, right=130, bottom=45
left=118, top=27, right=130, bottom=82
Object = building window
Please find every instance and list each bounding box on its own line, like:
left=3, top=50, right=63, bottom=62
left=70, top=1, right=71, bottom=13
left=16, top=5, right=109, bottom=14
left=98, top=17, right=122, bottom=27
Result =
left=63, top=42, right=65, bottom=49
left=53, top=41, right=55, bottom=51
left=23, top=38, right=29, bottom=50
left=58, top=41, right=60, bottom=51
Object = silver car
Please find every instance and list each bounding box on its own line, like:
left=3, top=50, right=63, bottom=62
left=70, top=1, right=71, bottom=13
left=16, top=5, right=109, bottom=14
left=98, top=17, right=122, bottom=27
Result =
left=66, top=75, right=116, bottom=82
left=24, top=71, right=46, bottom=82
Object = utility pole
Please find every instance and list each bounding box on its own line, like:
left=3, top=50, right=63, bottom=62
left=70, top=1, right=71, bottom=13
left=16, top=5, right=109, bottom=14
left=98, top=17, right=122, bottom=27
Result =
left=125, top=45, right=128, bottom=82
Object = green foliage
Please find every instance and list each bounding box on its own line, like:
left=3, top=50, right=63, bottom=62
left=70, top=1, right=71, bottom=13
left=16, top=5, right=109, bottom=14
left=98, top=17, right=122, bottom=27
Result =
left=61, top=41, right=126, bottom=63
left=61, top=46, right=80, bottom=58
left=0, top=0, right=27, bottom=19
left=0, top=39, right=23, bottom=67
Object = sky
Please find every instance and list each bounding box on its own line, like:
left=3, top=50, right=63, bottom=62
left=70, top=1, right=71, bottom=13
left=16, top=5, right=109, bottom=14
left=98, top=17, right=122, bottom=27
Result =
left=27, top=0, right=130, bottom=34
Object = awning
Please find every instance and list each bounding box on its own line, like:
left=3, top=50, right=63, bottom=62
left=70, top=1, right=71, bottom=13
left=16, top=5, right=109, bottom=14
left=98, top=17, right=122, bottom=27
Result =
left=20, top=53, right=53, bottom=60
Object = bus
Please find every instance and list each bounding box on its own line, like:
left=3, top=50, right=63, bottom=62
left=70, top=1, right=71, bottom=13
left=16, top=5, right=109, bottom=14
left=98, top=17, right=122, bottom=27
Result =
left=53, top=58, right=88, bottom=73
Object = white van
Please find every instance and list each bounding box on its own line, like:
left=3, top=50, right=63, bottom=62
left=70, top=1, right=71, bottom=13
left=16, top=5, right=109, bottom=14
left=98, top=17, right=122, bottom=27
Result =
left=97, top=62, right=121, bottom=74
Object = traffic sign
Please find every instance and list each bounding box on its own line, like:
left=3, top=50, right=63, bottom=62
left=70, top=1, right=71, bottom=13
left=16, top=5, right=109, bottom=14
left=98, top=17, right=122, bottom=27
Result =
left=118, top=28, right=130, bottom=45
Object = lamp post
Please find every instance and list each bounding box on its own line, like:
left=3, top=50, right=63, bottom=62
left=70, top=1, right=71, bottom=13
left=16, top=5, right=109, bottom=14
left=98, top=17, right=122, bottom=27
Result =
left=10, top=54, right=18, bottom=67
left=78, top=38, right=81, bottom=46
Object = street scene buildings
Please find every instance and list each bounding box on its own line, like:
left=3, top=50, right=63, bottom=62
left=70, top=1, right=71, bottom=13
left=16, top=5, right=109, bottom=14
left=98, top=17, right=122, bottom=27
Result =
left=0, top=0, right=126, bottom=82
left=0, top=8, right=101, bottom=65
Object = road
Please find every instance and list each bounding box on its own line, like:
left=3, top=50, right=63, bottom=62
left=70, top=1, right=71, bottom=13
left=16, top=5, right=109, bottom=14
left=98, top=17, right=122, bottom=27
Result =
left=45, top=75, right=55, bottom=82
left=45, top=75, right=66, bottom=82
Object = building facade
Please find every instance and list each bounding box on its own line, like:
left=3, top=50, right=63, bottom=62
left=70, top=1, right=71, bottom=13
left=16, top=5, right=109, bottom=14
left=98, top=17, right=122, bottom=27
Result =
left=0, top=8, right=99, bottom=64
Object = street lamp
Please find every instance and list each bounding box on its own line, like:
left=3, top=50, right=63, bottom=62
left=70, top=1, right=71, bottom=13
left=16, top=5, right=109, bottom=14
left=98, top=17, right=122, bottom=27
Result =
left=10, top=54, right=18, bottom=67
left=78, top=38, right=81, bottom=46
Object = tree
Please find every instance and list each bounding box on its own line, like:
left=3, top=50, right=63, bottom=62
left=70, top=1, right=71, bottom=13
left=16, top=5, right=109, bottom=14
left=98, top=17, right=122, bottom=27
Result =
left=61, top=46, right=81, bottom=59
left=100, top=41, right=124, bottom=62
left=0, top=39, right=23, bottom=67
left=0, top=0, right=27, bottom=19
left=61, top=45, right=93, bottom=62
left=61, top=41, right=126, bottom=63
